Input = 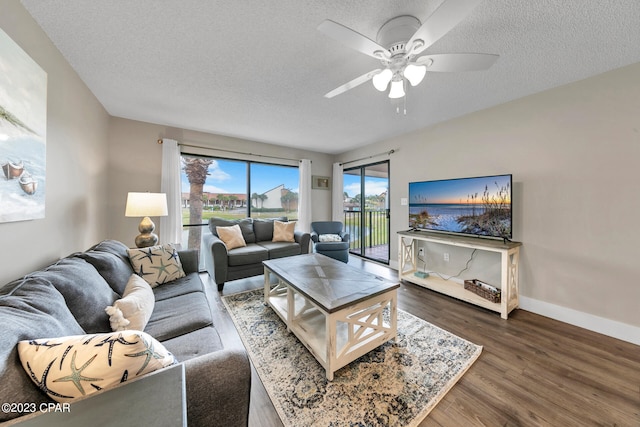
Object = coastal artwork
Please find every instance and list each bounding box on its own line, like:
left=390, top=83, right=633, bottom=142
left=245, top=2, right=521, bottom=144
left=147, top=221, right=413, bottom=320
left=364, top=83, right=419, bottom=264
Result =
left=0, top=28, right=47, bottom=223
left=409, top=175, right=512, bottom=239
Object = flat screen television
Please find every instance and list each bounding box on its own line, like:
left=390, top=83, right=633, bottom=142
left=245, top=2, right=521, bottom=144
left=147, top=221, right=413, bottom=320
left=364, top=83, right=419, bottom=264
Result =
left=409, top=174, right=512, bottom=240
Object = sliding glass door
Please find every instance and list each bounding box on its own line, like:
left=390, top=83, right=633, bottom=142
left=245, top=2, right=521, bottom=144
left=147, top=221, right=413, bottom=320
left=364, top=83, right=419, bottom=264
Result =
left=343, top=161, right=390, bottom=264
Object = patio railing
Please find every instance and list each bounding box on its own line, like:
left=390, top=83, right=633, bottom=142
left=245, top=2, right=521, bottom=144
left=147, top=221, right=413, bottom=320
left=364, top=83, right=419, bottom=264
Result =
left=343, top=210, right=389, bottom=261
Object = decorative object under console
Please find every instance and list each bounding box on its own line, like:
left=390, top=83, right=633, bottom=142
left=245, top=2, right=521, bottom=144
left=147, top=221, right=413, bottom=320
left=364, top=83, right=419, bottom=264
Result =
left=464, top=279, right=501, bottom=303
left=398, top=230, right=522, bottom=319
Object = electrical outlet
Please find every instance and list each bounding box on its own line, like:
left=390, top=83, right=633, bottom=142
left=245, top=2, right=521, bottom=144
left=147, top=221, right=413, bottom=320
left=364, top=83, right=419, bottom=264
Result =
left=418, top=247, right=424, bottom=257
left=443, top=252, right=450, bottom=262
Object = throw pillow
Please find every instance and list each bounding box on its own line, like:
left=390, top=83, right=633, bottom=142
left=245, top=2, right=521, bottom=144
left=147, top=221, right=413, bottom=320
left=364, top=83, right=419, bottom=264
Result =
left=105, top=274, right=154, bottom=331
left=216, top=224, right=247, bottom=250
left=127, top=244, right=185, bottom=287
left=209, top=218, right=256, bottom=244
left=253, top=217, right=287, bottom=241
left=18, top=330, right=178, bottom=403
left=319, top=233, right=343, bottom=242
left=273, top=220, right=296, bottom=243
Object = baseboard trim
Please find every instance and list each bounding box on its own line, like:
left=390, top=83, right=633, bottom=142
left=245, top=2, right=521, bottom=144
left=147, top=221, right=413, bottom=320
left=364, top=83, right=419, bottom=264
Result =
left=383, top=260, right=639, bottom=346
left=519, top=296, right=640, bottom=346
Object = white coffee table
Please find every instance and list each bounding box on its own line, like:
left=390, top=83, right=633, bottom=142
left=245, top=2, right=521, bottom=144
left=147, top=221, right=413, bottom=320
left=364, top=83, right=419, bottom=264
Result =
left=263, top=253, right=399, bottom=380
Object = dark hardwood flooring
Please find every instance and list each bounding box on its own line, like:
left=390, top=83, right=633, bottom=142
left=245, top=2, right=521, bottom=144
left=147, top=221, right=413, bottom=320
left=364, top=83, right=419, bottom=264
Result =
left=205, top=257, right=640, bottom=427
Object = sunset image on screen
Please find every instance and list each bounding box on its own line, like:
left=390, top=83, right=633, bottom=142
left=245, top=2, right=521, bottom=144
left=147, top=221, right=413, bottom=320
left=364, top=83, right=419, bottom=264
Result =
left=409, top=175, right=512, bottom=239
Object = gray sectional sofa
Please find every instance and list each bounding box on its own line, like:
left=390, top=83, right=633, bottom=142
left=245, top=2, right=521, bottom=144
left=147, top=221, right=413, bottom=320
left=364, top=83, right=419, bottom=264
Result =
left=204, top=217, right=311, bottom=291
left=0, top=240, right=250, bottom=426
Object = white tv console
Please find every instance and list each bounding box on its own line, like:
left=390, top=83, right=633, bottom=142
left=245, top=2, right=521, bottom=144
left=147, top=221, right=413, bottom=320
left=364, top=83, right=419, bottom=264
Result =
left=397, top=230, right=522, bottom=319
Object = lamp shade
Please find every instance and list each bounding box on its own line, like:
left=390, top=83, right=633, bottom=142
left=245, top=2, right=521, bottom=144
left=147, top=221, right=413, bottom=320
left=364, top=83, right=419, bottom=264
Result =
left=372, top=69, right=393, bottom=91
left=125, top=192, right=168, bottom=217
left=388, top=79, right=405, bottom=99
left=404, top=64, right=426, bottom=86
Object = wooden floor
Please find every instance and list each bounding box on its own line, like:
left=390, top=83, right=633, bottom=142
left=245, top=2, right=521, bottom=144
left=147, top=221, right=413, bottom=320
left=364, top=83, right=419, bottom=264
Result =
left=206, top=257, right=640, bottom=427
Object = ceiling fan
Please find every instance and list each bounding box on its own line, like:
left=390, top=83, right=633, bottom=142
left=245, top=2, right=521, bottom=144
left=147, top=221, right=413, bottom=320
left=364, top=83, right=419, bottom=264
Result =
left=318, top=0, right=498, bottom=101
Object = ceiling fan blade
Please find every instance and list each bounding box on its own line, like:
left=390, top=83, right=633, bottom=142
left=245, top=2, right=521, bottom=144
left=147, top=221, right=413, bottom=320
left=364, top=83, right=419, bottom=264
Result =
left=415, top=53, right=499, bottom=72
left=324, top=69, right=381, bottom=98
left=407, top=0, right=483, bottom=55
left=318, top=20, right=390, bottom=60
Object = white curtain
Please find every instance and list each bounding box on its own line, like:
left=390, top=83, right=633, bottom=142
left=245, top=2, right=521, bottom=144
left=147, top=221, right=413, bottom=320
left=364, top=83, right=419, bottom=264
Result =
left=297, top=159, right=312, bottom=233
left=331, top=162, right=344, bottom=222
left=159, top=138, right=182, bottom=245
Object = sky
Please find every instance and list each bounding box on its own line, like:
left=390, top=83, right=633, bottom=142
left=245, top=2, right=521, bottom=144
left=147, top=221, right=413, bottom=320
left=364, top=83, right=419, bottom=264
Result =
left=409, top=174, right=511, bottom=204
left=180, top=157, right=299, bottom=194
left=343, top=174, right=388, bottom=198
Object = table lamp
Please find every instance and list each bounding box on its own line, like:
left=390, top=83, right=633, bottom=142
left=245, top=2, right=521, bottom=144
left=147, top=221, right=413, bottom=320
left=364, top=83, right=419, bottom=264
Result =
left=125, top=192, right=168, bottom=248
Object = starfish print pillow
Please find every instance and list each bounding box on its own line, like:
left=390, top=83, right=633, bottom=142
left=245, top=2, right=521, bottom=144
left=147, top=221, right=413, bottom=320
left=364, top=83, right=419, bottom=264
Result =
left=127, top=244, right=186, bottom=287
left=18, top=331, right=177, bottom=403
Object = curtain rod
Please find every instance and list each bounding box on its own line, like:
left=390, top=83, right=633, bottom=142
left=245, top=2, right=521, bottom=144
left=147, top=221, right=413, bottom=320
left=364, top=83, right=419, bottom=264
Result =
left=158, top=139, right=303, bottom=163
left=340, top=149, right=397, bottom=166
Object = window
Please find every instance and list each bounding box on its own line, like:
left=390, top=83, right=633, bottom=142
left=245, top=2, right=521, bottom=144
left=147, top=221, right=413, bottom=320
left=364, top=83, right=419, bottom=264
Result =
left=181, top=157, right=248, bottom=225
left=180, top=154, right=299, bottom=256
left=249, top=163, right=299, bottom=220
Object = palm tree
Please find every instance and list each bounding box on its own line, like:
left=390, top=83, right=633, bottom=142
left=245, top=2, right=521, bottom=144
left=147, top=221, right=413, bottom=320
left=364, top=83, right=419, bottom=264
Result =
left=227, top=194, right=238, bottom=210
left=216, top=194, right=228, bottom=210
left=183, top=157, right=213, bottom=250
left=280, top=189, right=298, bottom=212
left=251, top=192, right=259, bottom=208
left=258, top=194, right=267, bottom=208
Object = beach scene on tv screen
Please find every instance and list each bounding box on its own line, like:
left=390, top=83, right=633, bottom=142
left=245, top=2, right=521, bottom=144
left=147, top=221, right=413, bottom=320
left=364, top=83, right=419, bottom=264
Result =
left=409, top=175, right=512, bottom=238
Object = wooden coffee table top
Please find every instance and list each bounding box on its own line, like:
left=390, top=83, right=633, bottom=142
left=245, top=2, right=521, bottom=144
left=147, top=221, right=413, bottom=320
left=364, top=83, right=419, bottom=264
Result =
left=263, top=253, right=399, bottom=313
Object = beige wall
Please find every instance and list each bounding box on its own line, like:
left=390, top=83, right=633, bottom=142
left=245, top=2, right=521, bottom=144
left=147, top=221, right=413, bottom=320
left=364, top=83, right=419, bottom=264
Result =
left=0, top=2, right=110, bottom=285
left=107, top=118, right=334, bottom=247
left=335, top=63, right=640, bottom=331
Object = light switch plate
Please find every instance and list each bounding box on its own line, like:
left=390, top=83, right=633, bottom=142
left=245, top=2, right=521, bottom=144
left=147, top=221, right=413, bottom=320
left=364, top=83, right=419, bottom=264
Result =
left=400, top=198, right=408, bottom=206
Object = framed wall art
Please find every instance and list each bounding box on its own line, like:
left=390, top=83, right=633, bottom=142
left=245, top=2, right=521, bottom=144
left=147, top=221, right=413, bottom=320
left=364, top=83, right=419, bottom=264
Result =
left=0, top=28, right=47, bottom=223
left=312, top=175, right=331, bottom=190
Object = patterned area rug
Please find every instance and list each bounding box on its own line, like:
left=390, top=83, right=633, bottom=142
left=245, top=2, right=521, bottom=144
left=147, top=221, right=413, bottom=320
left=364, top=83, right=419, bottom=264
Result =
left=222, top=288, right=482, bottom=427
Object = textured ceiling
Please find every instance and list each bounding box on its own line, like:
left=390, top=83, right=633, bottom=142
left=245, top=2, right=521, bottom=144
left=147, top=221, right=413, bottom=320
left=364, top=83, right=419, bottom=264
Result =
left=21, top=0, right=640, bottom=154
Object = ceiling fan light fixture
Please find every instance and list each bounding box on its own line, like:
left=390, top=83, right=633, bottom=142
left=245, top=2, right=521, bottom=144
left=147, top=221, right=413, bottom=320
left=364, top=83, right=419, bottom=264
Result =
left=318, top=2, right=499, bottom=104
left=372, top=69, right=393, bottom=91
left=388, top=79, right=405, bottom=99
left=404, top=64, right=427, bottom=86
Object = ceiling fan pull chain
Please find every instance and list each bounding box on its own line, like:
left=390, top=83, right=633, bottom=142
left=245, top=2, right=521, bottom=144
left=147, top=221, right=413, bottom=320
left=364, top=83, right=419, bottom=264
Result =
left=404, top=93, right=407, bottom=115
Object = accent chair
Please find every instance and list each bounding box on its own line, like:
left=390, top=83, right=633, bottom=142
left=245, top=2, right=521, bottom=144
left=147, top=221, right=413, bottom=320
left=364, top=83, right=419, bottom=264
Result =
left=310, top=221, right=350, bottom=263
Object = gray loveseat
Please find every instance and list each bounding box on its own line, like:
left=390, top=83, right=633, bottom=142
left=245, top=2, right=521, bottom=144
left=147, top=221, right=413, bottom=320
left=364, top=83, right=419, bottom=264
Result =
left=0, top=240, right=250, bottom=426
left=204, top=217, right=311, bottom=291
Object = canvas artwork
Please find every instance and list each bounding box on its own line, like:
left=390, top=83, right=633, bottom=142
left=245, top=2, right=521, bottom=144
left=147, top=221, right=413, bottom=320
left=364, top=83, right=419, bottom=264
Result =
left=0, top=28, right=47, bottom=223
